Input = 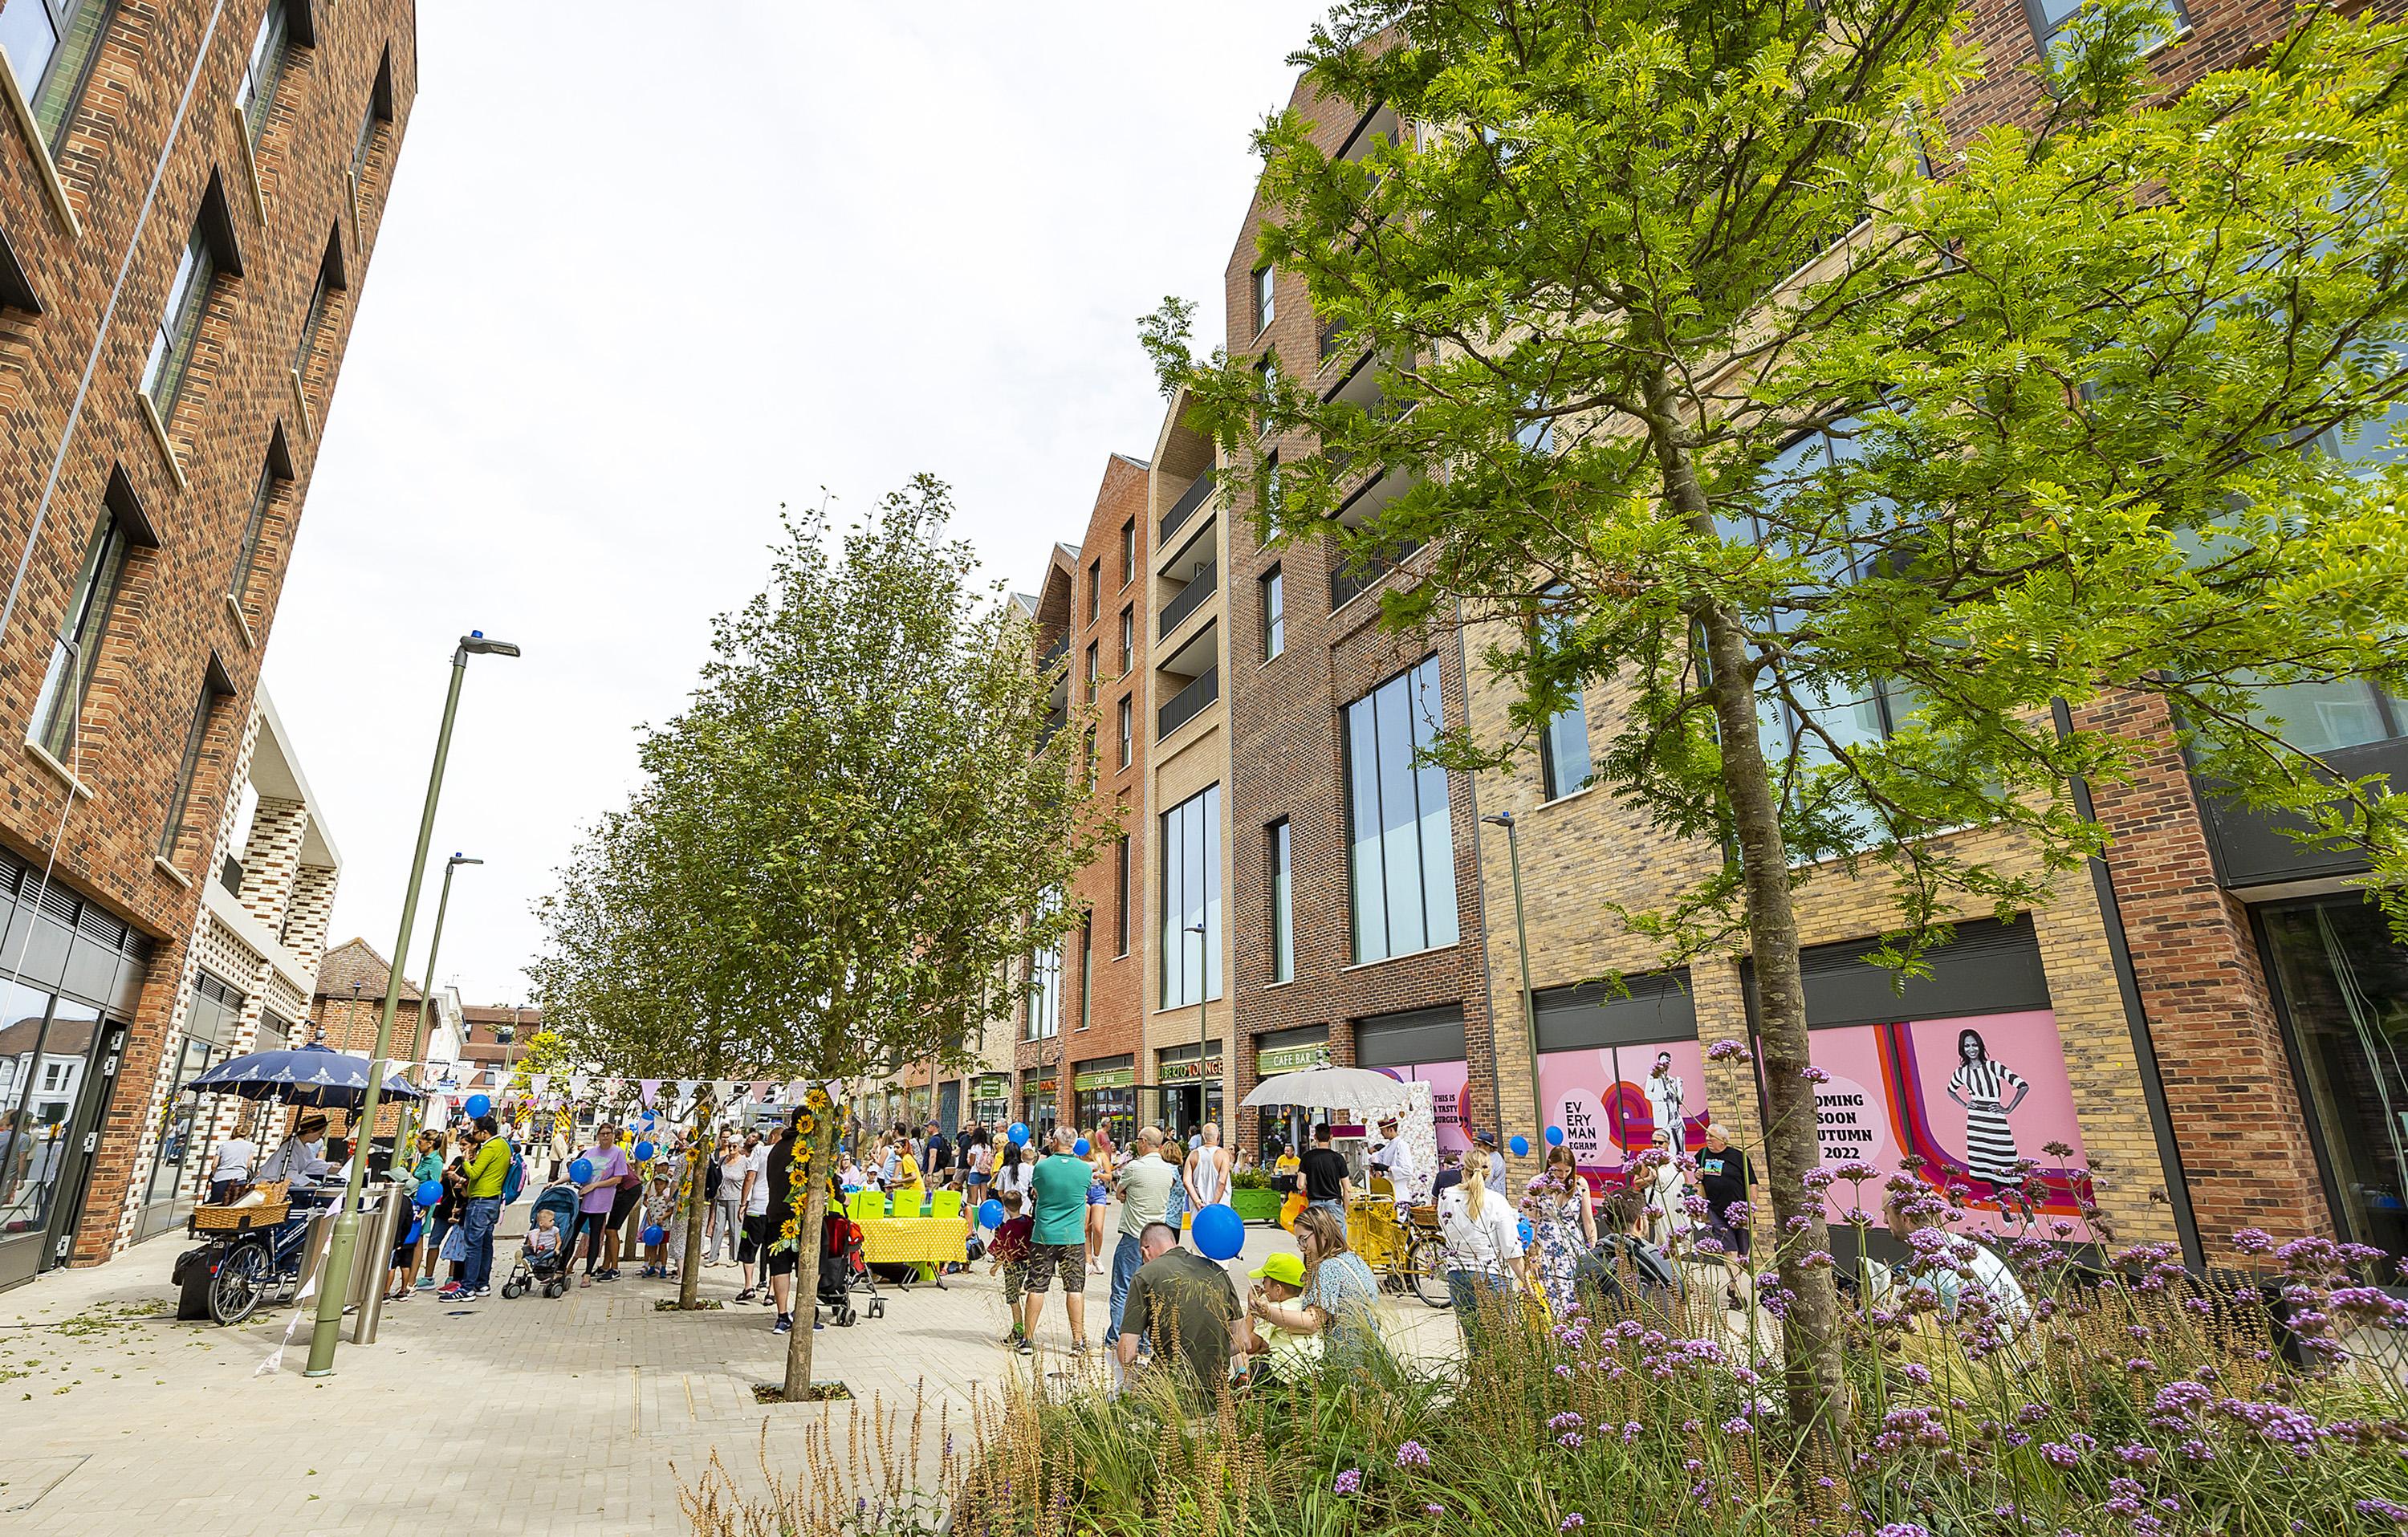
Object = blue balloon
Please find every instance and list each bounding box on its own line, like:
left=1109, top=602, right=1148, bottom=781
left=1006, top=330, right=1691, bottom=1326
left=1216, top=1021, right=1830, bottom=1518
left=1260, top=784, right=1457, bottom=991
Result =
left=1518, top=1218, right=1535, bottom=1246
left=465, top=1094, right=492, bottom=1120
left=978, top=1198, right=1005, bottom=1230
left=633, top=1141, right=657, bottom=1162
left=1008, top=1122, right=1028, bottom=1145
left=641, top=1224, right=666, bottom=1246
left=1073, top=1138, right=1092, bottom=1157
left=414, top=1179, right=442, bottom=1208
left=1545, top=1125, right=1565, bottom=1147
left=569, top=1157, right=595, bottom=1185
left=1508, top=1134, right=1531, bottom=1158
left=1192, top=1203, right=1244, bottom=1262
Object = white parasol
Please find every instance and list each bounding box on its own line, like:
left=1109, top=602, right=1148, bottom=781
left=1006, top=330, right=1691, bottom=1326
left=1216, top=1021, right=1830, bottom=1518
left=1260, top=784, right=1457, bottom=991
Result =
left=1241, top=1065, right=1419, bottom=1116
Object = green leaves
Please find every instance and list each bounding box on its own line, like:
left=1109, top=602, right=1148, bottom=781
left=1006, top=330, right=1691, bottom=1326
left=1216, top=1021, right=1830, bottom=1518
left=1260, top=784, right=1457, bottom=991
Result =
left=533, top=478, right=1111, bottom=1095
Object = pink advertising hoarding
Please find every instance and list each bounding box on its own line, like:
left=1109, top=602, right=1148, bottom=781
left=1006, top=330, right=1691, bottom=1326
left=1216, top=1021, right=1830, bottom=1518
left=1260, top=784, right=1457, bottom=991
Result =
left=1799, top=1009, right=2093, bottom=1239
left=1536, top=1039, right=1710, bottom=1185
left=1370, top=1062, right=1470, bottom=1153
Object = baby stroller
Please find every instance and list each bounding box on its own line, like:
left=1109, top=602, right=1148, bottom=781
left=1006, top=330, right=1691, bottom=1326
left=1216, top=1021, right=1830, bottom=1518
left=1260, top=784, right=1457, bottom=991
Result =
left=817, top=1210, right=884, bottom=1325
left=502, top=1183, right=580, bottom=1299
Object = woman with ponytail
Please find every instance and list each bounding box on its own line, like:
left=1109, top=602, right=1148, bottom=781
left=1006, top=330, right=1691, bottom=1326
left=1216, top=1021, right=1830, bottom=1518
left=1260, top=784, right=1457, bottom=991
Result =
left=1436, top=1145, right=1530, bottom=1352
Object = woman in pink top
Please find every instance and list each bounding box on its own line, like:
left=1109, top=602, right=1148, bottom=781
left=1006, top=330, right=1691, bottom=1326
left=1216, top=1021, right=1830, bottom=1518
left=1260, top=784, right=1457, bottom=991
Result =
left=574, top=1128, right=630, bottom=1287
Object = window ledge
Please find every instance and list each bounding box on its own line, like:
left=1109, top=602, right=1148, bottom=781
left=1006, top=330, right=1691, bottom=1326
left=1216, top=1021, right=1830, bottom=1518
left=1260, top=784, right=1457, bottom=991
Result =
left=0, top=50, right=81, bottom=240
left=22, top=738, right=92, bottom=799
left=231, top=104, right=268, bottom=226
left=288, top=368, right=314, bottom=438
left=1340, top=941, right=1461, bottom=974
left=137, top=394, right=187, bottom=490
left=153, top=855, right=193, bottom=888
left=224, top=593, right=255, bottom=649
left=1533, top=785, right=1597, bottom=812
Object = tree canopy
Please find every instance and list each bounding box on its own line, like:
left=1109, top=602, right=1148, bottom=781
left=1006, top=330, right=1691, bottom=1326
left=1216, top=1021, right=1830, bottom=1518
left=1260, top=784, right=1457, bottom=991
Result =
left=1147, top=0, right=2408, bottom=1444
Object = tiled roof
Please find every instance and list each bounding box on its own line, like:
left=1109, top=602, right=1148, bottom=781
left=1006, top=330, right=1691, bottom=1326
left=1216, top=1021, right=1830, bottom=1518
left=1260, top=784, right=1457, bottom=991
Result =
left=314, top=937, right=420, bottom=1002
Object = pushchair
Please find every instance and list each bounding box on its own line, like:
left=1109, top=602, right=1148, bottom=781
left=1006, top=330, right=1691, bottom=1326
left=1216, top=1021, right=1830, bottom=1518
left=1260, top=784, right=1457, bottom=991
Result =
left=817, top=1210, right=884, bottom=1326
left=501, top=1183, right=580, bottom=1299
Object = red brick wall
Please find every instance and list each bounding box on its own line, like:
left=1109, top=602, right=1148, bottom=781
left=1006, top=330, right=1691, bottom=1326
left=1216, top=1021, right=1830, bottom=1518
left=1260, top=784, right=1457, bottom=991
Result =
left=2076, top=693, right=2329, bottom=1242
left=1219, top=75, right=1497, bottom=1157
left=1060, top=456, right=1152, bottom=1128
left=5, top=2, right=421, bottom=1262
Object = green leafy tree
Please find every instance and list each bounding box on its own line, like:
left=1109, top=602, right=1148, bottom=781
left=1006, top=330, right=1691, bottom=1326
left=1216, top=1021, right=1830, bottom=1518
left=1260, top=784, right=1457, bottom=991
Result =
left=639, top=478, right=1109, bottom=1397
left=502, top=1029, right=572, bottom=1096
left=1147, top=0, right=2408, bottom=1442
left=531, top=796, right=778, bottom=1307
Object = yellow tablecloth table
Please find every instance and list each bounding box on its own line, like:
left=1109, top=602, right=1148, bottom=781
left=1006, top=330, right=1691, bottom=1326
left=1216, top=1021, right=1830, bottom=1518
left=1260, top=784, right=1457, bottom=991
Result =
left=1349, top=1196, right=1404, bottom=1272
left=855, top=1215, right=968, bottom=1283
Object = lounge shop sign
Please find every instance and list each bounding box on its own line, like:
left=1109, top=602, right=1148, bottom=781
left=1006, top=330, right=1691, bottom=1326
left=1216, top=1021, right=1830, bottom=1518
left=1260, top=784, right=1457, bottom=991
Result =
left=1157, top=1055, right=1225, bottom=1084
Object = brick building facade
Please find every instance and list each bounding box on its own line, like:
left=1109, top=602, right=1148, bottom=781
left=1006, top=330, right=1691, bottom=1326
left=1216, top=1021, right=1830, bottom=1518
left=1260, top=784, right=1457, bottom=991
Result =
left=0, top=0, right=413, bottom=1287
left=856, top=6, right=2406, bottom=1268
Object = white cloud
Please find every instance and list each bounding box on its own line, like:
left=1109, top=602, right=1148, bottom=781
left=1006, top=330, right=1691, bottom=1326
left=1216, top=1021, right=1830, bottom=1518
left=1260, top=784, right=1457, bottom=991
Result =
left=268, top=2, right=1319, bottom=1006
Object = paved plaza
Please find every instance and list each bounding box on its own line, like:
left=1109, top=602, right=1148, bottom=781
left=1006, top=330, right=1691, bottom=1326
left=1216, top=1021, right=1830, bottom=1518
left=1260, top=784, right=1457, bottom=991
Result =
left=0, top=1213, right=1465, bottom=1537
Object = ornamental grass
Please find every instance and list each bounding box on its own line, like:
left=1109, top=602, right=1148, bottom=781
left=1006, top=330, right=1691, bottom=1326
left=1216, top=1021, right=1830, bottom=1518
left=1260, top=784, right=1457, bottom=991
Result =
left=687, top=1189, right=2408, bottom=1537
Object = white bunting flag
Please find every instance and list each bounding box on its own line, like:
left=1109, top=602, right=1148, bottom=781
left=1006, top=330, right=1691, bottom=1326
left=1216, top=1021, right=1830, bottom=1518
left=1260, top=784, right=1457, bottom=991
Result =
left=569, top=1073, right=592, bottom=1100
left=531, top=1073, right=551, bottom=1097
left=638, top=1079, right=661, bottom=1108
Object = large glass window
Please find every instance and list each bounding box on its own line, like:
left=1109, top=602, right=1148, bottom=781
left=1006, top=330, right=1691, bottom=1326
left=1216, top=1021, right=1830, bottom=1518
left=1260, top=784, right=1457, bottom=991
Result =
left=1262, top=566, right=1285, bottom=660
left=0, top=994, right=96, bottom=1238
left=2260, top=897, right=2408, bottom=1260
left=1253, top=266, right=1275, bottom=335
left=1160, top=786, right=1222, bottom=1006
left=1114, top=834, right=1130, bottom=956
left=1120, top=519, right=1136, bottom=588
left=157, top=678, right=222, bottom=864
left=1077, top=919, right=1092, bottom=1031
left=2231, top=677, right=2406, bottom=757
left=29, top=511, right=131, bottom=765
left=228, top=452, right=283, bottom=605
left=1118, top=608, right=1133, bottom=676
left=141, top=226, right=217, bottom=419
left=1117, top=696, right=1133, bottom=769
left=1343, top=658, right=1460, bottom=962
left=2023, top=0, right=2185, bottom=62
left=143, top=972, right=241, bottom=1223
left=1535, top=590, right=1590, bottom=799
left=1268, top=819, right=1293, bottom=984
left=234, top=0, right=292, bottom=145
left=291, top=248, right=336, bottom=386
left=0, top=0, right=112, bottom=154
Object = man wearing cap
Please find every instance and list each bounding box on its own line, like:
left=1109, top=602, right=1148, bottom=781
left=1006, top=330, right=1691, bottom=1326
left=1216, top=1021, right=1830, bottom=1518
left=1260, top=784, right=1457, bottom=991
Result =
left=1434, top=1131, right=1510, bottom=1197
left=1695, top=1122, right=1754, bottom=1311
left=1369, top=1116, right=1426, bottom=1206
left=1236, top=1251, right=1321, bottom=1384
left=1113, top=1220, right=1238, bottom=1397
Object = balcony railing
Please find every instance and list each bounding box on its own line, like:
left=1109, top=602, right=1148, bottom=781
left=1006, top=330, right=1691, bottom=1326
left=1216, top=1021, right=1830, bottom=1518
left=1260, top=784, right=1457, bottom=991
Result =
left=1038, top=630, right=1069, bottom=674
left=1038, top=706, right=1068, bottom=750
left=1157, top=666, right=1220, bottom=740
left=1157, top=560, right=1218, bottom=638
left=1159, top=470, right=1216, bottom=545
left=1330, top=535, right=1425, bottom=612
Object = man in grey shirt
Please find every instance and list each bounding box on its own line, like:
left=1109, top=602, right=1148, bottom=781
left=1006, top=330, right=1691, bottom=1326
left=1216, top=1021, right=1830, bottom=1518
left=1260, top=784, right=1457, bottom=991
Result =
left=1105, top=1126, right=1179, bottom=1346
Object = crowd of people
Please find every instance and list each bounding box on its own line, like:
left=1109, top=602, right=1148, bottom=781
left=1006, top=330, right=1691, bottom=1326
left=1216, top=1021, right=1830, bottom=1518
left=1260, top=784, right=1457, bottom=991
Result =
left=352, top=1098, right=2024, bottom=1401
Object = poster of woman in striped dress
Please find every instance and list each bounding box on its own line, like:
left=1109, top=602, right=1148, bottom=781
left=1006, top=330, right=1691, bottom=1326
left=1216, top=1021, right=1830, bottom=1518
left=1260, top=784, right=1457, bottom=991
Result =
left=1944, top=1028, right=2030, bottom=1191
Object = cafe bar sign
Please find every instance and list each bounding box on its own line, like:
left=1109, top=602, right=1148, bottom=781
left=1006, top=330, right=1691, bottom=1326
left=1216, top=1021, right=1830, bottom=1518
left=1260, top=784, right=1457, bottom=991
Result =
left=1073, top=1065, right=1135, bottom=1092
left=1257, top=1041, right=1330, bottom=1075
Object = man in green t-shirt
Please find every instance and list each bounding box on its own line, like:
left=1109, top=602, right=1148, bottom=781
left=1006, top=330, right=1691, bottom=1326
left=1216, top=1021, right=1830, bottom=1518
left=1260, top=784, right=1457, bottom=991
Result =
left=1021, top=1127, right=1094, bottom=1354
left=1115, top=1221, right=1238, bottom=1399
left=1105, top=1126, right=1178, bottom=1346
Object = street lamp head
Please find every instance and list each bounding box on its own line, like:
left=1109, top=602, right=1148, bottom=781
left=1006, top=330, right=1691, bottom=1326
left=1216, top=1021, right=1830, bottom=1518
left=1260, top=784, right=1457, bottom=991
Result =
left=448, top=854, right=484, bottom=867
left=456, top=632, right=523, bottom=660
left=1483, top=811, right=1515, bottom=829
left=1186, top=922, right=1207, bottom=936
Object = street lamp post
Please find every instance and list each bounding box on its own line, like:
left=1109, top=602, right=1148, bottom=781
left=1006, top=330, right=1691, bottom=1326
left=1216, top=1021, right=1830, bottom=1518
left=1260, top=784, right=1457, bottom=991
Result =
left=305, top=632, right=520, bottom=1376
left=1483, top=811, right=1542, bottom=1154
left=399, top=853, right=481, bottom=1147
left=1186, top=921, right=1210, bottom=1132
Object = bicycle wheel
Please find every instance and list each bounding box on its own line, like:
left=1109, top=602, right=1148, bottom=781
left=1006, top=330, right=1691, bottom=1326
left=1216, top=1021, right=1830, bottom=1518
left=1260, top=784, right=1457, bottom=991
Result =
left=209, top=1241, right=270, bottom=1327
left=1407, top=1235, right=1453, bottom=1310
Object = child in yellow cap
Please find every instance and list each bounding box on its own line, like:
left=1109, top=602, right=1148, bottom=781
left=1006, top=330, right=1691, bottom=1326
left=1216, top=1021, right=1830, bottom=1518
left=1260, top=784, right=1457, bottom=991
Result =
left=1239, top=1251, right=1322, bottom=1385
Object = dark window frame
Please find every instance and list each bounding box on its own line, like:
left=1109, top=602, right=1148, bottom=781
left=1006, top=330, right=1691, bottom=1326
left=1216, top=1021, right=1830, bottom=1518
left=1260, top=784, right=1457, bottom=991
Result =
left=157, top=658, right=235, bottom=866
left=1261, top=564, right=1284, bottom=661
left=29, top=473, right=153, bottom=765
left=2, top=0, right=116, bottom=156
left=226, top=425, right=294, bottom=606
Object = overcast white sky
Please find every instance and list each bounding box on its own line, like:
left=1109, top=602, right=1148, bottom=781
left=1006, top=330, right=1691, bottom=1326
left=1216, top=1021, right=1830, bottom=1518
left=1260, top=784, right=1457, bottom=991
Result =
left=266, top=2, right=1321, bottom=1010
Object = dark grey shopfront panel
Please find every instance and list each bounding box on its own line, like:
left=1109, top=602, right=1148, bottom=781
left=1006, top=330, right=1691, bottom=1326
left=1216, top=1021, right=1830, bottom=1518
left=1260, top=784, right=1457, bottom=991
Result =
left=1742, top=916, right=2052, bottom=1030
left=1533, top=969, right=1697, bottom=1053
left=1355, top=1006, right=1466, bottom=1069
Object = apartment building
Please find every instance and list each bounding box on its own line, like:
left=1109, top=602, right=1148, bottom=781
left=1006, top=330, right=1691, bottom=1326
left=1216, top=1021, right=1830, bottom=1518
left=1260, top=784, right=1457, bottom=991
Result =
left=1216, top=84, right=1499, bottom=1168
left=115, top=689, right=337, bottom=1246
left=0, top=0, right=413, bottom=1287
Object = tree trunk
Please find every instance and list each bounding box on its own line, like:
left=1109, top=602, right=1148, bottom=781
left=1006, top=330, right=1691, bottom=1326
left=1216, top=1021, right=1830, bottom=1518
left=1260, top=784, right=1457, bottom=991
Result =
left=677, top=1089, right=713, bottom=1310
left=1638, top=355, right=1849, bottom=1444
left=1694, top=600, right=1852, bottom=1446
left=781, top=1108, right=840, bottom=1401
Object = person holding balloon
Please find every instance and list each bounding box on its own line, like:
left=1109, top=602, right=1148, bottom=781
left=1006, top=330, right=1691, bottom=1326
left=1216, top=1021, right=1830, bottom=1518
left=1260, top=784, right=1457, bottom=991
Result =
left=571, top=1126, right=631, bottom=1287
left=451, top=1113, right=513, bottom=1301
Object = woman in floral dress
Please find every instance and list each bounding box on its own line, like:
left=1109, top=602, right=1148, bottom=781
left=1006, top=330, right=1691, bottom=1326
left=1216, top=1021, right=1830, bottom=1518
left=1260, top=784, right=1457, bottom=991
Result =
left=1521, top=1145, right=1597, bottom=1318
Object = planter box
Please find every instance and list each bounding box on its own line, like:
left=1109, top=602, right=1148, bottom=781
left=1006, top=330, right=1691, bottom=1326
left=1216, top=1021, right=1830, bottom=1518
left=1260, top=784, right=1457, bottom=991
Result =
left=1230, top=1188, right=1284, bottom=1225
